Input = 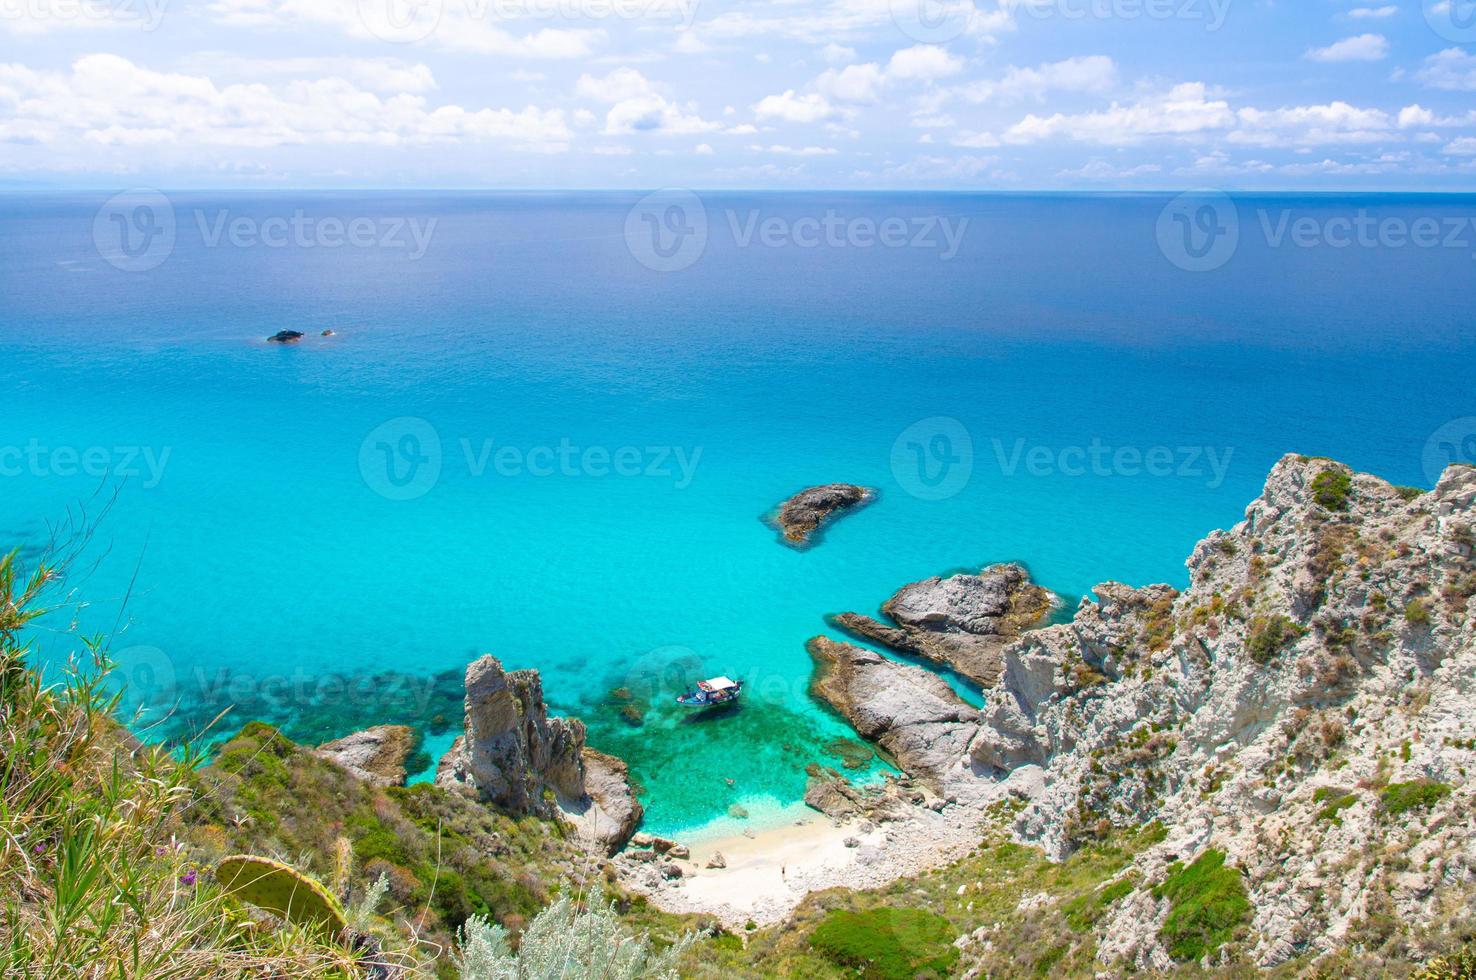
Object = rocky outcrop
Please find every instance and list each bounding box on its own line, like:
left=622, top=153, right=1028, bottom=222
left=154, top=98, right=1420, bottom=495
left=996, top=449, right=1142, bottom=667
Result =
left=436, top=655, right=643, bottom=855
left=832, top=563, right=1055, bottom=686
left=769, top=484, right=873, bottom=547
left=314, top=725, right=416, bottom=787
left=806, top=636, right=984, bottom=802
left=956, top=455, right=1476, bottom=969
left=267, top=330, right=304, bottom=343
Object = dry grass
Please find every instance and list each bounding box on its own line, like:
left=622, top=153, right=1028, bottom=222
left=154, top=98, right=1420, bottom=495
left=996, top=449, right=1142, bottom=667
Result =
left=0, top=546, right=361, bottom=979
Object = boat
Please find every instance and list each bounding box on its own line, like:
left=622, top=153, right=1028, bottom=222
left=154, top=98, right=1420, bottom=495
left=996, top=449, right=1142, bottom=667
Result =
left=675, top=675, right=742, bottom=707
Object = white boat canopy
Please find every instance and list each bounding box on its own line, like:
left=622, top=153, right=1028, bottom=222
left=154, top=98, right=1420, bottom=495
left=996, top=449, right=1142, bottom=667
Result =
left=698, top=676, right=738, bottom=691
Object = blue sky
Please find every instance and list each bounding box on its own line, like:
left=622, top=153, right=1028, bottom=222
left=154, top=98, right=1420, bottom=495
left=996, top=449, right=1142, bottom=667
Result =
left=2, top=0, right=1475, bottom=188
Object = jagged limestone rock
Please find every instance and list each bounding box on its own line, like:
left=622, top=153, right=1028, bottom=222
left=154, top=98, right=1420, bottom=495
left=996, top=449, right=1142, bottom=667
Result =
left=832, top=563, right=1055, bottom=686
left=436, top=654, right=642, bottom=855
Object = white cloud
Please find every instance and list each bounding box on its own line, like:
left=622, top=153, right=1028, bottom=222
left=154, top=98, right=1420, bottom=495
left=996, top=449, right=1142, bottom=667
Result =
left=1416, top=49, right=1476, bottom=91
left=178, top=55, right=438, bottom=94
left=748, top=144, right=838, bottom=155
left=1305, top=34, right=1388, bottom=63
left=603, top=95, right=720, bottom=135
left=1397, top=104, right=1476, bottom=128
left=1003, top=82, right=1233, bottom=145
left=575, top=67, right=656, bottom=103
left=205, top=0, right=600, bottom=59
left=0, top=53, right=571, bottom=149
left=1231, top=102, right=1392, bottom=146
left=816, top=63, right=887, bottom=104
left=1444, top=137, right=1476, bottom=156
left=673, top=30, right=708, bottom=54
left=694, top=142, right=714, bottom=155
left=753, top=90, right=836, bottom=123
left=935, top=55, right=1116, bottom=107
left=1347, top=5, right=1397, bottom=17
left=884, top=44, right=965, bottom=82
left=821, top=43, right=857, bottom=64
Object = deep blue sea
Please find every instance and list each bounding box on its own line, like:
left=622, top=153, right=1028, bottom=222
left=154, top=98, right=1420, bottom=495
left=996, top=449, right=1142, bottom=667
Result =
left=3, top=191, right=1473, bottom=836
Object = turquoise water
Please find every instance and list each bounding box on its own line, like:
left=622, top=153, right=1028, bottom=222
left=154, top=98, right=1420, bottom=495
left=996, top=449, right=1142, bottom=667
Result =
left=3, top=191, right=1473, bottom=835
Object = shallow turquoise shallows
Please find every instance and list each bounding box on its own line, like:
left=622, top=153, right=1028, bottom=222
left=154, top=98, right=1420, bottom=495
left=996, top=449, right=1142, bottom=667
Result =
left=4, top=191, right=1474, bottom=836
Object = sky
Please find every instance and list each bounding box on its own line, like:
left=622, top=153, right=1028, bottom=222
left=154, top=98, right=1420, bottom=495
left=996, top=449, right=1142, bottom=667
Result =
left=2, top=0, right=1476, bottom=188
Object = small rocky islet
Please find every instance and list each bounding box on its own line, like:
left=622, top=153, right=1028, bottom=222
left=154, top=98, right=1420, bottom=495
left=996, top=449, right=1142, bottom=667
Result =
left=767, top=482, right=873, bottom=547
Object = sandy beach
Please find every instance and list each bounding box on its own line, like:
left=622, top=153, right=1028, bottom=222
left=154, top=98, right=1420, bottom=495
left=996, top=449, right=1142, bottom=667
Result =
left=617, top=798, right=993, bottom=927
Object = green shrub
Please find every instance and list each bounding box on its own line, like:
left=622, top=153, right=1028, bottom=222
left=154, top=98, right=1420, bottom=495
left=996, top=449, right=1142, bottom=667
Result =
left=1381, top=780, right=1453, bottom=816
left=1247, top=615, right=1305, bottom=664
left=1154, top=850, right=1251, bottom=962
left=1406, top=599, right=1432, bottom=627
left=1395, top=486, right=1426, bottom=502
left=1312, top=469, right=1354, bottom=511
left=1415, top=943, right=1476, bottom=979
left=809, top=907, right=959, bottom=980
left=1313, top=790, right=1358, bottom=826
left=457, top=888, right=695, bottom=980
left=1063, top=876, right=1136, bottom=930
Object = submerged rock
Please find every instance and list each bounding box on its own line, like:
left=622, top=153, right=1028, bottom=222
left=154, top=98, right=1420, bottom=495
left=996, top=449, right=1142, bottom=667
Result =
left=436, top=654, right=643, bottom=855
left=769, top=483, right=873, bottom=547
left=832, top=563, right=1054, bottom=687
left=267, top=330, right=304, bottom=343
left=314, top=725, right=417, bottom=787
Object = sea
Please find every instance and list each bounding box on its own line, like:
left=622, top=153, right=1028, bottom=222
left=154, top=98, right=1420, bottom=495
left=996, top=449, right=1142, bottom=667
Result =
left=3, top=190, right=1473, bottom=837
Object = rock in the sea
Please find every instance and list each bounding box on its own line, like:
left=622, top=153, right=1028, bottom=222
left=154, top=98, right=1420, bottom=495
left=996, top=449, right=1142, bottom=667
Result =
left=832, top=563, right=1054, bottom=686
left=806, top=637, right=983, bottom=800
left=769, top=483, right=873, bottom=547
left=320, top=329, right=335, bottom=337
left=314, top=725, right=417, bottom=787
left=267, top=330, right=304, bottom=343
left=436, top=654, right=642, bottom=855
left=803, top=764, right=868, bottom=820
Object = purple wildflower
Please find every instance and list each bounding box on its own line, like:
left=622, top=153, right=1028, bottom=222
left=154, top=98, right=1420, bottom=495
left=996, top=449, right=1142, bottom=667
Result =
left=32, top=842, right=46, bottom=855
left=179, top=870, right=198, bottom=886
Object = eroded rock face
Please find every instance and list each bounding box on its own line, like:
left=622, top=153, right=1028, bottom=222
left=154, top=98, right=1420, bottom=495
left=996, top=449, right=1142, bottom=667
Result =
left=832, top=563, right=1055, bottom=686
left=770, top=484, right=873, bottom=547
left=960, top=455, right=1476, bottom=968
left=806, top=636, right=984, bottom=801
left=436, top=655, right=642, bottom=855
left=315, top=725, right=417, bottom=787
